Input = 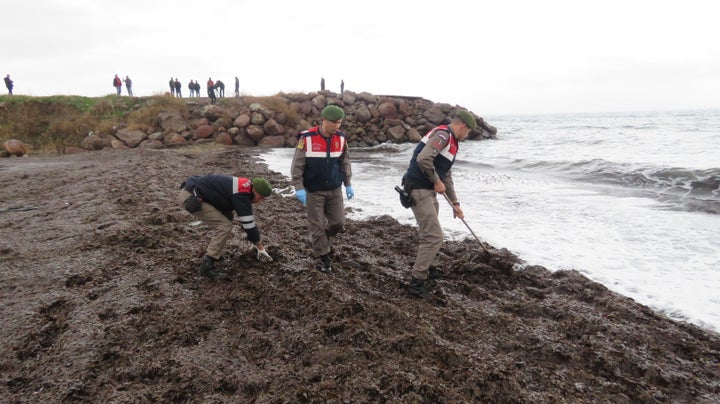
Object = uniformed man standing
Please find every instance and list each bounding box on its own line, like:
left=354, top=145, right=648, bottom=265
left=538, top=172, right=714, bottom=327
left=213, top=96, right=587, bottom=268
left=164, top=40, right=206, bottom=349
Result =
left=291, top=105, right=354, bottom=272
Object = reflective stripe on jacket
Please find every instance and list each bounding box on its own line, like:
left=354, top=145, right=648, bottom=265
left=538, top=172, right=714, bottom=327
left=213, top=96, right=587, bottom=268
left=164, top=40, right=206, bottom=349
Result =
left=404, top=125, right=458, bottom=189
left=297, top=127, right=348, bottom=192
left=183, top=174, right=261, bottom=243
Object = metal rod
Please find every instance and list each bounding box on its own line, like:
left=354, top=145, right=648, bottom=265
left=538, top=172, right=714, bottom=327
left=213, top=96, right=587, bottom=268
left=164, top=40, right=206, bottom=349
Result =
left=440, top=192, right=489, bottom=253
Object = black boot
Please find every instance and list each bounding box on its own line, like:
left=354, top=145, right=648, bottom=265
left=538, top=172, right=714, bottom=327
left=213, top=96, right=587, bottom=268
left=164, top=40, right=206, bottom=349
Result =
left=408, top=277, right=428, bottom=298
left=318, top=254, right=332, bottom=273
left=428, top=266, right=441, bottom=280
left=198, top=255, right=228, bottom=280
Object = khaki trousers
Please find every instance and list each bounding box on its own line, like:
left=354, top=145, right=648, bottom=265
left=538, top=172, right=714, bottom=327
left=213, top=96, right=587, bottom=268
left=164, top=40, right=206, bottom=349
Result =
left=410, top=188, right=443, bottom=280
left=177, top=189, right=234, bottom=259
left=307, top=188, right=345, bottom=256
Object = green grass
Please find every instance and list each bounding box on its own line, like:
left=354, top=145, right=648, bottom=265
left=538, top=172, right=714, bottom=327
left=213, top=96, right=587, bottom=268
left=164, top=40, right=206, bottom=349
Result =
left=0, top=95, right=186, bottom=154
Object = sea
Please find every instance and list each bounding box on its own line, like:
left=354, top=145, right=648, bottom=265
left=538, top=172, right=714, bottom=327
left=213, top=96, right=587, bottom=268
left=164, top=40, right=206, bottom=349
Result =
left=260, top=109, right=720, bottom=333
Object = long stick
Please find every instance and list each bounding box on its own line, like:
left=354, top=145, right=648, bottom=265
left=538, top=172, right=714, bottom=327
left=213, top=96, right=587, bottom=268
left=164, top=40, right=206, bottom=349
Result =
left=440, top=192, right=489, bottom=253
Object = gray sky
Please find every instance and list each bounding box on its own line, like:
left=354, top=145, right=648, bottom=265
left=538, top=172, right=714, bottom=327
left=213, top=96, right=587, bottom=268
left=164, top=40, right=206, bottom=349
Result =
left=2, top=0, right=719, bottom=115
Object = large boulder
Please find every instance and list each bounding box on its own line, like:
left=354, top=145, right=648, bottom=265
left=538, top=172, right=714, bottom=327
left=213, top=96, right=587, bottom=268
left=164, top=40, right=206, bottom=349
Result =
left=115, top=129, right=147, bottom=148
left=201, top=105, right=227, bottom=121
left=193, top=125, right=214, bottom=139
left=215, top=132, right=233, bottom=145
left=245, top=125, right=265, bottom=143
left=357, top=92, right=378, bottom=104
left=164, top=133, right=188, bottom=146
left=157, top=111, right=187, bottom=133
left=138, top=140, right=164, bottom=149
left=378, top=102, right=398, bottom=119
left=2, top=139, right=29, bottom=157
left=263, top=119, right=285, bottom=136
left=407, top=128, right=422, bottom=143
left=80, top=134, right=112, bottom=150
left=257, top=135, right=285, bottom=148
left=422, top=106, right=448, bottom=124
left=355, top=105, right=372, bottom=123
left=233, top=133, right=256, bottom=146
left=386, top=125, right=406, bottom=143
left=233, top=114, right=251, bottom=128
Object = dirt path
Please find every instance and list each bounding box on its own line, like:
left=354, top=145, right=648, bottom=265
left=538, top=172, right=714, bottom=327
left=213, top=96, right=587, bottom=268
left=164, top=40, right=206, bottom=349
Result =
left=1, top=145, right=718, bottom=402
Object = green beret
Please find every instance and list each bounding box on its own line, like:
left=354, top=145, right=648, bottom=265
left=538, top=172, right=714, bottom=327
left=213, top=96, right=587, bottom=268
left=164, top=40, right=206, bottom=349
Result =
left=455, top=110, right=477, bottom=130
left=321, top=105, right=345, bottom=121
left=252, top=177, right=272, bottom=197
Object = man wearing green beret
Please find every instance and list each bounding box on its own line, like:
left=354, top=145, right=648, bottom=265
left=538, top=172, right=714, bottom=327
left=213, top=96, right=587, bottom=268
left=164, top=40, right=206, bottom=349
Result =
left=177, top=174, right=274, bottom=279
left=291, top=105, right=354, bottom=272
left=401, top=110, right=477, bottom=297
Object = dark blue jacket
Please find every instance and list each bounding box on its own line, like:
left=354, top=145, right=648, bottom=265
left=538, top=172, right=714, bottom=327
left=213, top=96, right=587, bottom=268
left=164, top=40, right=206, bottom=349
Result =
left=183, top=174, right=261, bottom=243
left=295, top=127, right=350, bottom=192
left=404, top=125, right=459, bottom=189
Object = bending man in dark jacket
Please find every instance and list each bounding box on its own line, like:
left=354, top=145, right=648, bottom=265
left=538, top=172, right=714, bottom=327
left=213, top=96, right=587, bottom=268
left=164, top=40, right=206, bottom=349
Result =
left=177, top=174, right=273, bottom=279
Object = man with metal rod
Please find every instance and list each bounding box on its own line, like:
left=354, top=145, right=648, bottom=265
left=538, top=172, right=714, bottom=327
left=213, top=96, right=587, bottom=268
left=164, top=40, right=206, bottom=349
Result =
left=401, top=110, right=477, bottom=298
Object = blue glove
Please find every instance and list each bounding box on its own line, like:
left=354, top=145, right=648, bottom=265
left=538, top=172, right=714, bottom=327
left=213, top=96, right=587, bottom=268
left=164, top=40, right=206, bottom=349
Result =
left=296, top=189, right=307, bottom=206
left=346, top=186, right=354, bottom=200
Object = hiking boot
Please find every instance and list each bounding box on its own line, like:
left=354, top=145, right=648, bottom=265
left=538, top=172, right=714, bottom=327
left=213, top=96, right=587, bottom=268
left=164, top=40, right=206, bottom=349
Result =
left=428, top=266, right=441, bottom=280
left=198, top=255, right=228, bottom=280
left=318, top=254, right=332, bottom=273
left=408, top=277, right=429, bottom=298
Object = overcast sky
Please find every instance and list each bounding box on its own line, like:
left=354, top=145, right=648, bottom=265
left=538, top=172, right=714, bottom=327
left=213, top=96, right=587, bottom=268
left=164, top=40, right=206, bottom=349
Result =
left=2, top=0, right=718, bottom=115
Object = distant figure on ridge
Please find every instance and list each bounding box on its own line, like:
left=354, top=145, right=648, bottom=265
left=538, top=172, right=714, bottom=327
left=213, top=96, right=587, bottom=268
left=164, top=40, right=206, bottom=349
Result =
left=187, top=80, right=195, bottom=97
left=113, top=74, right=122, bottom=95
left=340, top=79, right=344, bottom=95
left=195, top=80, right=201, bottom=97
left=207, top=78, right=216, bottom=105
left=214, top=80, right=225, bottom=97
left=174, top=78, right=182, bottom=98
left=169, top=77, right=175, bottom=96
left=4, top=74, right=13, bottom=95
left=234, top=76, right=240, bottom=97
left=320, top=77, right=325, bottom=91
left=124, top=76, right=133, bottom=97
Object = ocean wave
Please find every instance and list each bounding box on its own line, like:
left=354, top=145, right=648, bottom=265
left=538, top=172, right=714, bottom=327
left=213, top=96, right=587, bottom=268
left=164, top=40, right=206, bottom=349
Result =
left=513, top=159, right=720, bottom=214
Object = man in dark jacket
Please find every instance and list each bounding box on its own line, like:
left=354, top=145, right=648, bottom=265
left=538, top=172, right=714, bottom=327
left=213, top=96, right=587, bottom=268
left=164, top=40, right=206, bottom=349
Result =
left=291, top=105, right=354, bottom=272
left=177, top=175, right=274, bottom=279
left=4, top=74, right=13, bottom=95
left=402, top=110, right=477, bottom=297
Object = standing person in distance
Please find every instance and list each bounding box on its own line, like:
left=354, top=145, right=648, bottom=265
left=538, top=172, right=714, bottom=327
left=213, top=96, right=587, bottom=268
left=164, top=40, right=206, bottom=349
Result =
left=124, top=75, right=133, bottom=97
left=291, top=105, right=354, bottom=272
left=215, top=80, right=225, bottom=97
left=169, top=77, right=175, bottom=96
left=177, top=175, right=274, bottom=279
left=401, top=110, right=477, bottom=298
left=234, top=76, right=240, bottom=97
left=207, top=77, right=216, bottom=105
left=174, top=78, right=182, bottom=98
left=113, top=74, right=122, bottom=95
left=4, top=74, right=13, bottom=95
